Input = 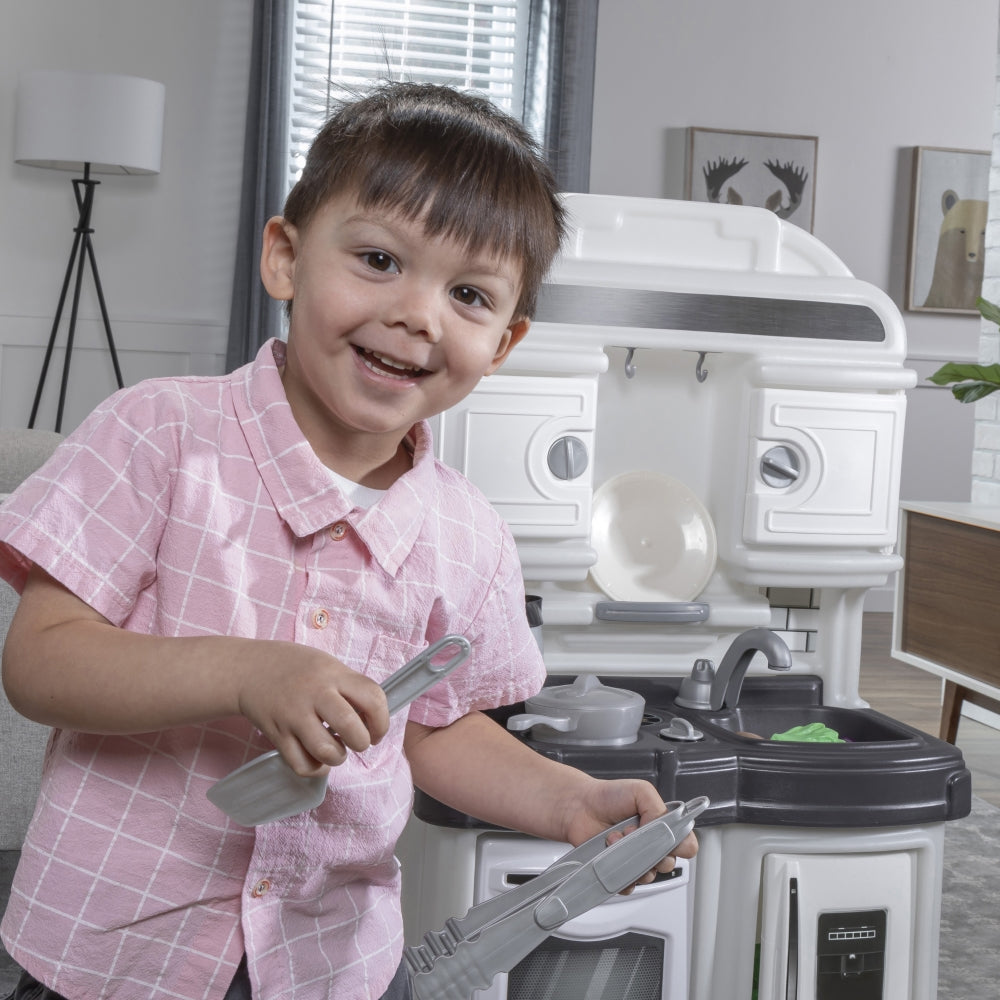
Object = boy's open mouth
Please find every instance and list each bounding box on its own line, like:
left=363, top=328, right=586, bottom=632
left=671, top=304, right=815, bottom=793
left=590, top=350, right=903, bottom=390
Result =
left=356, top=347, right=428, bottom=380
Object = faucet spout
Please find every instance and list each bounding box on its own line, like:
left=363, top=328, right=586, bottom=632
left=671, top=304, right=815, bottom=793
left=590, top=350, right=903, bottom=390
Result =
left=709, top=627, right=792, bottom=711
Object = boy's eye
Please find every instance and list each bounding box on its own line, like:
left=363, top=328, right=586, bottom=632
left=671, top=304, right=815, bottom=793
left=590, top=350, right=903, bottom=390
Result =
left=364, top=251, right=398, bottom=273
left=452, top=285, right=486, bottom=307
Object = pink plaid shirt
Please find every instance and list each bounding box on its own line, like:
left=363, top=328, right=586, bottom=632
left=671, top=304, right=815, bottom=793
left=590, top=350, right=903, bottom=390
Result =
left=0, top=339, right=545, bottom=1000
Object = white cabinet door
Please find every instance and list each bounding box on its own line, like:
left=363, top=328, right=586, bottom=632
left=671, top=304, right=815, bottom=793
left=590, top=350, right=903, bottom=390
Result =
left=743, top=388, right=906, bottom=547
left=436, top=374, right=598, bottom=542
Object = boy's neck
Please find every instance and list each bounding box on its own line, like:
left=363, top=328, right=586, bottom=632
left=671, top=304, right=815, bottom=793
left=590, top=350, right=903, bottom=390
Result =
left=276, top=357, right=416, bottom=488
left=313, top=433, right=414, bottom=490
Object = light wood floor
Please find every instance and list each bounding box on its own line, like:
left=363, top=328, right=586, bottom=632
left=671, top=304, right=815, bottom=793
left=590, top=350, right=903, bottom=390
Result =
left=860, top=612, right=1000, bottom=809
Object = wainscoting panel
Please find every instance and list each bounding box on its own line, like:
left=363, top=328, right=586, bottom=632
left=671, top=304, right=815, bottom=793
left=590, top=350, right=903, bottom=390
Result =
left=0, top=317, right=228, bottom=433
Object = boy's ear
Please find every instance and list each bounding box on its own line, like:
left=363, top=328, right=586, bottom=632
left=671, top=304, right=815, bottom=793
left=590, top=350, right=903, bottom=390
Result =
left=485, top=318, right=531, bottom=375
left=260, top=216, right=298, bottom=301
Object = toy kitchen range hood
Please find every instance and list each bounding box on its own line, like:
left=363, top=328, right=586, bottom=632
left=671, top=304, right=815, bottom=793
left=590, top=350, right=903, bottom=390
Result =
left=432, top=192, right=916, bottom=706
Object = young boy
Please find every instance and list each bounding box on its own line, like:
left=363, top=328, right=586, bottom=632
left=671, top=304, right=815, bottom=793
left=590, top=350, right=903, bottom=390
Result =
left=0, top=83, right=696, bottom=1000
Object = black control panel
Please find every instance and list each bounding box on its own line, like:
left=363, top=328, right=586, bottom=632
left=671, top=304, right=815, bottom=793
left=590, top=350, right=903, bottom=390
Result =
left=816, top=909, right=886, bottom=999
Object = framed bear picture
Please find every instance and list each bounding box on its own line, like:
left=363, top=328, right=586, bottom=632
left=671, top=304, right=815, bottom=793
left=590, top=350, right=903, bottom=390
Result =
left=906, top=146, right=990, bottom=314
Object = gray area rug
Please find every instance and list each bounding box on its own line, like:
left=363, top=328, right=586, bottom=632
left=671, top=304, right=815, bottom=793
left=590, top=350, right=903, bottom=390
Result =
left=939, top=795, right=1000, bottom=999
left=1, top=797, right=997, bottom=996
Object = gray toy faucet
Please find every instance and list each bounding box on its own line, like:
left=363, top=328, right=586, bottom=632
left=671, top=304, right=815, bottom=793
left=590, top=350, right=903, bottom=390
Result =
left=675, top=627, right=792, bottom=712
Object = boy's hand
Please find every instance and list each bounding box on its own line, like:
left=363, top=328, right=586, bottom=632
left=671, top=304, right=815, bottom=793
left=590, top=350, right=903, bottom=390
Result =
left=236, top=646, right=391, bottom=777
left=562, top=778, right=698, bottom=891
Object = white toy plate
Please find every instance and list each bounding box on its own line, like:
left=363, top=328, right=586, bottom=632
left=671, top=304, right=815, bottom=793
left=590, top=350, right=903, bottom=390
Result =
left=589, top=472, right=717, bottom=602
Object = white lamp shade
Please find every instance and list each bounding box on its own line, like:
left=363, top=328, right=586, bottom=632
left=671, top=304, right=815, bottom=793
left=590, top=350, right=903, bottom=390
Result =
left=15, top=70, right=165, bottom=175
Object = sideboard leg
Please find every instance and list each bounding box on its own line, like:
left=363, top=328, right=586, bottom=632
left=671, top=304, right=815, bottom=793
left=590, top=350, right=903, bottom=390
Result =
left=940, top=681, right=964, bottom=743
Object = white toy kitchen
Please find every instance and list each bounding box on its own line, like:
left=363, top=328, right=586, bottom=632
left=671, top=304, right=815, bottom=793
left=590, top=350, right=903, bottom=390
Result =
left=398, top=194, right=971, bottom=1000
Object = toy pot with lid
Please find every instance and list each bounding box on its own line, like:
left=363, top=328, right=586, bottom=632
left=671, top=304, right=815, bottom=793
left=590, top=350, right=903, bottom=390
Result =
left=505, top=674, right=646, bottom=746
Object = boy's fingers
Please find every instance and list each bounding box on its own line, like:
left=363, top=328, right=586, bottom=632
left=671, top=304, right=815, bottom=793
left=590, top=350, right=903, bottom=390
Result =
left=674, top=831, right=699, bottom=859
left=316, top=684, right=390, bottom=752
left=275, top=733, right=337, bottom=777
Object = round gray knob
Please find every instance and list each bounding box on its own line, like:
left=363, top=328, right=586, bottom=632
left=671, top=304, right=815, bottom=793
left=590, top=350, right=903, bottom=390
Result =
left=547, top=436, right=589, bottom=480
left=760, top=445, right=801, bottom=488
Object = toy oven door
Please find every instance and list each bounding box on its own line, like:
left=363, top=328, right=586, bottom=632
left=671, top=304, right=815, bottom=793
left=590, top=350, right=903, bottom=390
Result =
left=473, top=833, right=692, bottom=1000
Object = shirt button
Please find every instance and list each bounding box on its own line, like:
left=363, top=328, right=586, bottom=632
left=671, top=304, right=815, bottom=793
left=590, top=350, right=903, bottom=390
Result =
left=251, top=879, right=272, bottom=898
left=312, top=609, right=330, bottom=629
left=330, top=521, right=348, bottom=540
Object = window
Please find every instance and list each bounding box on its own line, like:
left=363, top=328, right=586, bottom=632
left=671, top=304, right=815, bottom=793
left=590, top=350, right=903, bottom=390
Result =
left=289, top=0, right=529, bottom=189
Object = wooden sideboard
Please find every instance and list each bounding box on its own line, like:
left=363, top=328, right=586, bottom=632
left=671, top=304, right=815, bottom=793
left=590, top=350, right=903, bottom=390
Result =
left=892, top=502, right=1000, bottom=742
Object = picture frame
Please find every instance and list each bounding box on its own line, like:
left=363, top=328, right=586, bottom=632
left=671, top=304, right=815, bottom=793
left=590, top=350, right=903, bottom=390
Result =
left=905, top=146, right=990, bottom=314
left=685, top=127, right=819, bottom=232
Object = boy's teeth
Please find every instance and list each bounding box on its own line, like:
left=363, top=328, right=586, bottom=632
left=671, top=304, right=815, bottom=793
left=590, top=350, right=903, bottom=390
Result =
left=375, top=352, right=412, bottom=370
left=361, top=349, right=423, bottom=378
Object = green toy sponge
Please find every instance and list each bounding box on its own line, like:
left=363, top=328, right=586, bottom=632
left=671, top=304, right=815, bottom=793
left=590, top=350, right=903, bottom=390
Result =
left=770, top=722, right=844, bottom=743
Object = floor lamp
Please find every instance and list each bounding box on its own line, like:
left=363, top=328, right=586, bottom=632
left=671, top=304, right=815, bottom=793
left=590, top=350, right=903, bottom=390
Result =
left=14, top=70, right=165, bottom=432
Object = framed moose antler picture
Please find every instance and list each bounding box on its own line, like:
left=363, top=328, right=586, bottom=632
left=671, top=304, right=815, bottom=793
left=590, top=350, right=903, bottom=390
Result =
left=685, top=127, right=818, bottom=232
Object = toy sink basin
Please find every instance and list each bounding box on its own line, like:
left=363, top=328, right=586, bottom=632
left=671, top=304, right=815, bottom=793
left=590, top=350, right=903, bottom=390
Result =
left=693, top=704, right=920, bottom=744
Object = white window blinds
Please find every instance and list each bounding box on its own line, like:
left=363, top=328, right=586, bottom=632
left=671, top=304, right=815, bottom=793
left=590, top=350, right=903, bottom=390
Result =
left=290, top=0, right=529, bottom=189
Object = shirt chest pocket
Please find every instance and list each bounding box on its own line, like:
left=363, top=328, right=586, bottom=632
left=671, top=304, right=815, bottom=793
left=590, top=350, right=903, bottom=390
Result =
left=355, top=633, right=426, bottom=770
left=361, top=633, right=426, bottom=689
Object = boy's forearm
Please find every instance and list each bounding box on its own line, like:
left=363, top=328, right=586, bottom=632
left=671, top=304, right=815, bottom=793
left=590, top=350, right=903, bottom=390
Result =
left=3, top=567, right=253, bottom=733
left=404, top=711, right=596, bottom=843
left=4, top=566, right=390, bottom=776
left=405, top=713, right=698, bottom=874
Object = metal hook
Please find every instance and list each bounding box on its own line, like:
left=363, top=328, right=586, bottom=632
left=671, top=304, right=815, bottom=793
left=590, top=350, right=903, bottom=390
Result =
left=624, top=347, right=637, bottom=379
left=695, top=351, right=709, bottom=383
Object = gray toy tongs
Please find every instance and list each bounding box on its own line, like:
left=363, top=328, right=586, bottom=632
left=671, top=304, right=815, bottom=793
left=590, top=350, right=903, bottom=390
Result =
left=405, top=795, right=709, bottom=1000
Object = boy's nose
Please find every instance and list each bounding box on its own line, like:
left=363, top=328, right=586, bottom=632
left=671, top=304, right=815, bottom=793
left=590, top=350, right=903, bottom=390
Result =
left=387, top=283, right=442, bottom=342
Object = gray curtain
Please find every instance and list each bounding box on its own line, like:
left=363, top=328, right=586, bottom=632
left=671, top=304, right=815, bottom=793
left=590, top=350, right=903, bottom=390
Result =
left=225, top=0, right=293, bottom=373
left=524, top=0, right=600, bottom=194
left=225, top=0, right=600, bottom=369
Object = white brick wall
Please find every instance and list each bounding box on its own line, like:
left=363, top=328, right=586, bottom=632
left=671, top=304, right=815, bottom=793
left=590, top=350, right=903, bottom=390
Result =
left=973, top=48, right=1000, bottom=503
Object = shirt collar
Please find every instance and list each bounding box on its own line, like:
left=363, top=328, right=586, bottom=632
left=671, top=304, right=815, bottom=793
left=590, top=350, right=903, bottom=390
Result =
left=230, top=339, right=434, bottom=577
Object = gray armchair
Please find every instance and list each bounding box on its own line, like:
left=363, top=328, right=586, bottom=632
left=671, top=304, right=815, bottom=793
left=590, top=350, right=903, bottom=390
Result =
left=0, top=429, right=62, bottom=991
left=1, top=428, right=63, bottom=850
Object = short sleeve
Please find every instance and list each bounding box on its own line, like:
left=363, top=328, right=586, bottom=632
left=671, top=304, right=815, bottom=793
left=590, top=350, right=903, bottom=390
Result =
left=405, top=525, right=546, bottom=728
left=0, top=388, right=177, bottom=624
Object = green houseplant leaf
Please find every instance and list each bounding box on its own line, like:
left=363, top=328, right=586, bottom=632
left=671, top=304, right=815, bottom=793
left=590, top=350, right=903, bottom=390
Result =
left=928, top=297, right=1000, bottom=402
left=975, top=295, right=1000, bottom=329
left=926, top=362, right=1000, bottom=402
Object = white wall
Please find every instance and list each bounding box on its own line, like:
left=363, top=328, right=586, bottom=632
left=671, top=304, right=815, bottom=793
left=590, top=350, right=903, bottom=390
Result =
left=2, top=0, right=996, bottom=513
left=589, top=0, right=998, bottom=508
left=0, top=0, right=251, bottom=432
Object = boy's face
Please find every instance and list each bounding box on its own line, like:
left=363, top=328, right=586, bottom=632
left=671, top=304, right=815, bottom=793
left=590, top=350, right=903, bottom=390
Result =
left=261, top=191, right=529, bottom=470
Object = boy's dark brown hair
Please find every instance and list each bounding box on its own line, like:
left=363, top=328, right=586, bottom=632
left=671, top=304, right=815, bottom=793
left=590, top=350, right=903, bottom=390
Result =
left=283, top=81, right=566, bottom=320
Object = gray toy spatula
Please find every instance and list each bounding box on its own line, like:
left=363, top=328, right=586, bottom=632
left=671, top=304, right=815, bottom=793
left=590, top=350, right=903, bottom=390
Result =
left=207, top=634, right=471, bottom=826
